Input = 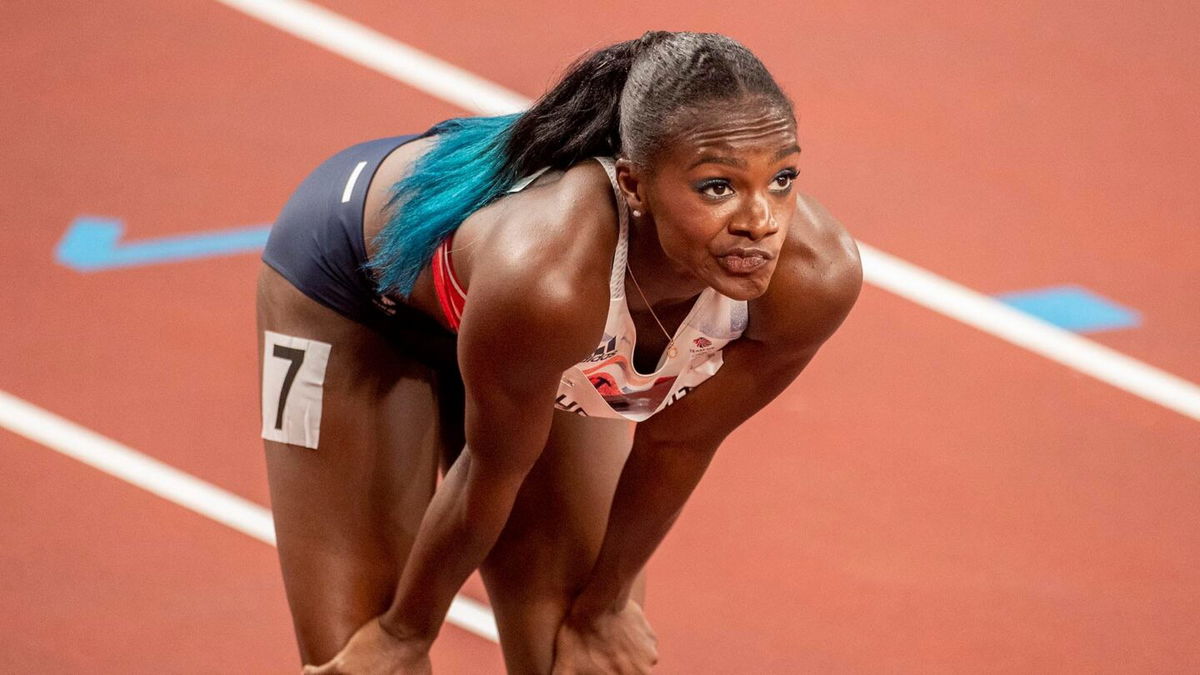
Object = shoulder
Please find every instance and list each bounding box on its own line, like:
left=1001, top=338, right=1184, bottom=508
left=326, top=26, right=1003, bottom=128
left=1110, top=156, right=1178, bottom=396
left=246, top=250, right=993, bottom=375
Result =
left=744, top=193, right=863, bottom=352
left=457, top=160, right=620, bottom=372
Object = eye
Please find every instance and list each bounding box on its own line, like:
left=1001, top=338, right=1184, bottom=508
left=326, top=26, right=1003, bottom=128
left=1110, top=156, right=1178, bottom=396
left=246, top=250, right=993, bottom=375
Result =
left=697, top=179, right=734, bottom=199
left=769, top=169, right=798, bottom=193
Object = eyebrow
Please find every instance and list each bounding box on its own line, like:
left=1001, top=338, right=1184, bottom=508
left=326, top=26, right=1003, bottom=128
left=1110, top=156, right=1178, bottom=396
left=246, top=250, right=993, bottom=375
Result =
left=687, top=143, right=803, bottom=170
left=688, top=154, right=746, bottom=170
left=775, top=143, right=802, bottom=160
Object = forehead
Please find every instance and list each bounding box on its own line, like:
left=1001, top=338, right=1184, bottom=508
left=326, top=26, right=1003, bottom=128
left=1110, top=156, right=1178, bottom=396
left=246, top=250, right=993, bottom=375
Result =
left=663, top=101, right=797, bottom=164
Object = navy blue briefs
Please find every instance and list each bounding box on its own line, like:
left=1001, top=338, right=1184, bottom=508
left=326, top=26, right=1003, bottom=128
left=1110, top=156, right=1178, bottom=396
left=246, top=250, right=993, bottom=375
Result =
left=263, top=134, right=458, bottom=368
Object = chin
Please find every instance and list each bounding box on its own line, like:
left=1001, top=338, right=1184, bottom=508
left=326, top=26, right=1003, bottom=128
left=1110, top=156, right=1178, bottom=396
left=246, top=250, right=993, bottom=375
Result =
left=712, top=272, right=772, bottom=301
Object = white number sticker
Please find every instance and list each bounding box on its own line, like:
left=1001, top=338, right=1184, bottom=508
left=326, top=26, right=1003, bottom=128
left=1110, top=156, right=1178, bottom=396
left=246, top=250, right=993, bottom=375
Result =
left=261, top=330, right=332, bottom=449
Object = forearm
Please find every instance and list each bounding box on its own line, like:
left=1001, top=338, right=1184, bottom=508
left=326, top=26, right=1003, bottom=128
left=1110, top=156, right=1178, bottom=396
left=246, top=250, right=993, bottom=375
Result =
left=570, top=436, right=720, bottom=619
left=566, top=337, right=826, bottom=616
left=380, top=449, right=522, bottom=643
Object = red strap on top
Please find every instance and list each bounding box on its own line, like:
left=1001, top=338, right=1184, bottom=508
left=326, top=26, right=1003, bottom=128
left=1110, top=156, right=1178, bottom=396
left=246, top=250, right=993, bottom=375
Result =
left=431, top=232, right=467, bottom=333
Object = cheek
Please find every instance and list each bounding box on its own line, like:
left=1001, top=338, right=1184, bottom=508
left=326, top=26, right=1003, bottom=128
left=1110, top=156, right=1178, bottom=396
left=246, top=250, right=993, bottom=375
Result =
left=656, top=201, right=726, bottom=253
left=775, top=211, right=793, bottom=240
left=658, top=219, right=721, bottom=265
left=647, top=185, right=730, bottom=268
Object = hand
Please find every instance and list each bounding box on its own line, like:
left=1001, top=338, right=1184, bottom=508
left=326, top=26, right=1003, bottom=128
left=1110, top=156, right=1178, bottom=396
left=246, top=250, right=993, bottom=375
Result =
left=551, top=601, right=658, bottom=674
left=301, top=618, right=432, bottom=675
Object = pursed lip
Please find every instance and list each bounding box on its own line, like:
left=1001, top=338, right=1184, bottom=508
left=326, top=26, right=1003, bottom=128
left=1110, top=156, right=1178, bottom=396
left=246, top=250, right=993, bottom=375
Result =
left=714, top=247, right=775, bottom=275
left=716, top=246, right=775, bottom=260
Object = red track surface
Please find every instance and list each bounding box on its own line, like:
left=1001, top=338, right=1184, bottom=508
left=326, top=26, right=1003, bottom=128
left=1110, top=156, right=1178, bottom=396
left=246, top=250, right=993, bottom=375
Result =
left=3, top=1, right=1198, bottom=672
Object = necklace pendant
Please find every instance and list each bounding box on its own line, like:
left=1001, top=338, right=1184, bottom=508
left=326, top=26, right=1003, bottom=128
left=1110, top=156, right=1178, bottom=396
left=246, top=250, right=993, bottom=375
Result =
left=667, top=343, right=678, bottom=359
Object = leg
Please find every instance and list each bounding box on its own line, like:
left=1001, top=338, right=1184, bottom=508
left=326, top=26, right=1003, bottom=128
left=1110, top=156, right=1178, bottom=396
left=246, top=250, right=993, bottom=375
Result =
left=257, top=265, right=448, bottom=665
left=479, top=412, right=647, bottom=674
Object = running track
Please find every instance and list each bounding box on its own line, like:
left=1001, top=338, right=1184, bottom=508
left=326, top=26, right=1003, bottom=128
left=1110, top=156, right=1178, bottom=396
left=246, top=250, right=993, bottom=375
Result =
left=3, top=1, right=1198, bottom=672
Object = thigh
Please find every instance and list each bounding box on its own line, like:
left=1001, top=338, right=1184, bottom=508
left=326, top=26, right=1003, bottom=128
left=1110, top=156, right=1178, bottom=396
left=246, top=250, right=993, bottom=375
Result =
left=480, top=411, right=645, bottom=674
left=257, top=264, right=449, bottom=665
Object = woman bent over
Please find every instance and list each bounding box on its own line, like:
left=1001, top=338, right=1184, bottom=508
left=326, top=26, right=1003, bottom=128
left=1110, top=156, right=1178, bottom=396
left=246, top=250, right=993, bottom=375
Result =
left=257, top=30, right=861, bottom=674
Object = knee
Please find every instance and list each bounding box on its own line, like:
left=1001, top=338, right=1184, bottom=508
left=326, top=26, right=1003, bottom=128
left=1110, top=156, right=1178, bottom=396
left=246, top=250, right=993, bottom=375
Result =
left=482, top=536, right=593, bottom=604
left=289, top=588, right=388, bottom=666
left=479, top=591, right=566, bottom=675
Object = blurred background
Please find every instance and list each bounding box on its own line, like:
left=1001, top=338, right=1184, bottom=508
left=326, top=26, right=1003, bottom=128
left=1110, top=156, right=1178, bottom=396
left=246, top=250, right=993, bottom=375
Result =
left=2, top=0, right=1197, bottom=672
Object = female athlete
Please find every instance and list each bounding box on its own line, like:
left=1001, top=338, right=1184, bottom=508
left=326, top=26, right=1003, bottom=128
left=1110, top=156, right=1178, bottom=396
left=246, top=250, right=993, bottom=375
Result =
left=257, top=31, right=861, bottom=674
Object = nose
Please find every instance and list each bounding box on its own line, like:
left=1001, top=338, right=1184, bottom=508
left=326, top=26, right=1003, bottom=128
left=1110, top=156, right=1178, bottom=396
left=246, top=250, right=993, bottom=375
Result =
left=730, top=194, right=779, bottom=241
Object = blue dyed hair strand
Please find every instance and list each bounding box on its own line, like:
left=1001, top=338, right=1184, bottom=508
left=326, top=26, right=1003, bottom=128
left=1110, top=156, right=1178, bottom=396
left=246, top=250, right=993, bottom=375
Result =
left=368, top=114, right=519, bottom=297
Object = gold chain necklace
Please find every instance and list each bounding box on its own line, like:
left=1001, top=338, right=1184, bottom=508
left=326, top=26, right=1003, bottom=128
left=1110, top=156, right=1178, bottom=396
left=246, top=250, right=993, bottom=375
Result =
left=625, top=261, right=678, bottom=359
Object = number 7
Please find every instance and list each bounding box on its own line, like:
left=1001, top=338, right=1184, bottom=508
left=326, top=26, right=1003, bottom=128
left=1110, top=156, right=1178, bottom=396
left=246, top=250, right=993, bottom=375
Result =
left=272, top=345, right=306, bottom=430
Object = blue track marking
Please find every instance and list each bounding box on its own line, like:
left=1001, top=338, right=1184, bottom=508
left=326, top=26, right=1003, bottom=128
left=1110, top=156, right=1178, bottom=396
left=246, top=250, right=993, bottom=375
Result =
left=994, top=285, right=1141, bottom=334
left=56, top=216, right=270, bottom=271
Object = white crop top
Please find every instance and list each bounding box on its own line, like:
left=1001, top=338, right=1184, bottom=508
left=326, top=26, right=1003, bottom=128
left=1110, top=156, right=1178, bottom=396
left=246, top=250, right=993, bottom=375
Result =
left=549, top=158, right=749, bottom=421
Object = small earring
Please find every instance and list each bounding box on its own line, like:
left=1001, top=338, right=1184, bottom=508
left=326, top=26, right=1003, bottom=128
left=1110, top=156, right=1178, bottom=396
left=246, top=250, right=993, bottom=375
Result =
left=632, top=209, right=642, bottom=217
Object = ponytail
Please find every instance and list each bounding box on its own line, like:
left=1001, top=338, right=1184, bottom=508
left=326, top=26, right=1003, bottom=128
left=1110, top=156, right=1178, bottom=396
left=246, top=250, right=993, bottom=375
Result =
left=369, top=113, right=518, bottom=297
left=370, top=33, right=666, bottom=297
left=504, top=31, right=671, bottom=176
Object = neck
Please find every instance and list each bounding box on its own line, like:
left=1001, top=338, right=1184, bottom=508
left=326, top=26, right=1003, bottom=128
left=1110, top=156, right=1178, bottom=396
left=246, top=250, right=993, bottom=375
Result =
left=625, top=211, right=706, bottom=307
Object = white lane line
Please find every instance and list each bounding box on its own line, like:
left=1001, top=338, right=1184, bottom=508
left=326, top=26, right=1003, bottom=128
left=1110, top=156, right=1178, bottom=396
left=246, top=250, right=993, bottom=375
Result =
left=212, top=0, right=526, bottom=115
left=341, top=160, right=368, bottom=203
left=0, top=389, right=500, bottom=643
left=858, top=245, right=1200, bottom=421
left=0, top=389, right=276, bottom=543
left=211, top=0, right=1200, bottom=422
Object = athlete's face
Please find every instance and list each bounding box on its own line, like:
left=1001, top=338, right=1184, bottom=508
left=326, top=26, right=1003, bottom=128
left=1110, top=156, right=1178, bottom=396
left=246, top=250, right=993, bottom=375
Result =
left=617, top=101, right=800, bottom=301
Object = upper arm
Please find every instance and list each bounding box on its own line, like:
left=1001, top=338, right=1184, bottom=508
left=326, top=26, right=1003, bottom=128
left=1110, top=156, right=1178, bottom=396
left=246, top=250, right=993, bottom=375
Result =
left=456, top=275, right=599, bottom=482
left=454, top=197, right=613, bottom=481
left=638, top=195, right=862, bottom=450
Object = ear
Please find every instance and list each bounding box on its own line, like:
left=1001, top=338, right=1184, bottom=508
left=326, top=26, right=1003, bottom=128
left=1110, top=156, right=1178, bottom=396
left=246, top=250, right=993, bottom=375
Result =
left=614, top=158, right=648, bottom=216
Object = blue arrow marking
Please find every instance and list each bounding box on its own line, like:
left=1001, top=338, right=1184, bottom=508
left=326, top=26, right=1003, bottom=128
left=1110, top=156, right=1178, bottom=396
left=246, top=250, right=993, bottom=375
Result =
left=994, top=284, right=1141, bottom=333
left=56, top=217, right=271, bottom=271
